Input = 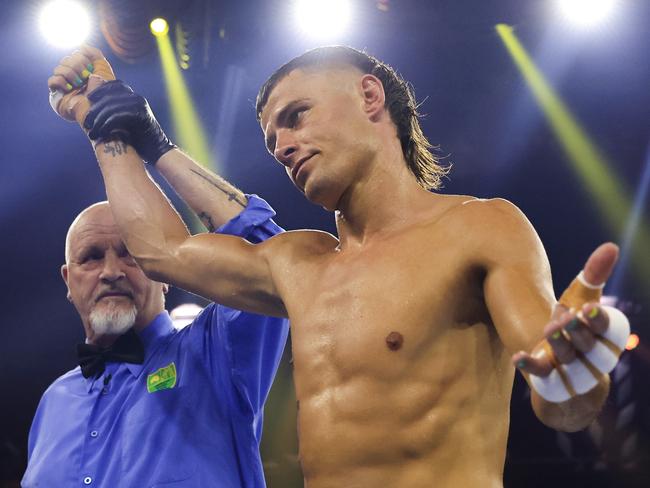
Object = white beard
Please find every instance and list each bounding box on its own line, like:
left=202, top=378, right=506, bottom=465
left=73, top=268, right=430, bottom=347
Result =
left=89, top=300, right=137, bottom=336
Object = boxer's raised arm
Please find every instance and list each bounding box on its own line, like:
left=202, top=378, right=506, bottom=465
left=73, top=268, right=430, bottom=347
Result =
left=82, top=74, right=250, bottom=230
left=95, top=139, right=286, bottom=317
left=49, top=46, right=250, bottom=231
left=48, top=47, right=286, bottom=314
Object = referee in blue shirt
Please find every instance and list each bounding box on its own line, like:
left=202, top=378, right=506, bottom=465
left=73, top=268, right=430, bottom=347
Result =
left=25, top=58, right=290, bottom=487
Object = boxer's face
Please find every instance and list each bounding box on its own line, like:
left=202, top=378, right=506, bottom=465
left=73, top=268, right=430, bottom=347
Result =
left=260, top=67, right=379, bottom=211
left=61, top=204, right=166, bottom=342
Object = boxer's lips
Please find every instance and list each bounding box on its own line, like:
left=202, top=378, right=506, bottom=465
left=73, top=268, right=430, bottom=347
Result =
left=292, top=153, right=317, bottom=187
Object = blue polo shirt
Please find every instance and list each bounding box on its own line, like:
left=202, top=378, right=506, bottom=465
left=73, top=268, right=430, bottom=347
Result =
left=23, top=195, right=289, bottom=488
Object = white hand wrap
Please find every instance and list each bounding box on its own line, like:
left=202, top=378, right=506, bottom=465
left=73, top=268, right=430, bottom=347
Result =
left=530, top=368, right=572, bottom=402
left=49, top=89, right=64, bottom=114
left=530, top=305, right=630, bottom=403
left=599, top=305, right=630, bottom=351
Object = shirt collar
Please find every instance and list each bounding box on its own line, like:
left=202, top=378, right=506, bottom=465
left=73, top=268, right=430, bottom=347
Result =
left=128, top=311, right=175, bottom=377
left=83, top=311, right=175, bottom=390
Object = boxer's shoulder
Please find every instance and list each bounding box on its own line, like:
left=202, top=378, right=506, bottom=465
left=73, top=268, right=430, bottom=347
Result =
left=264, top=228, right=339, bottom=259
left=417, top=194, right=527, bottom=234
left=421, top=195, right=545, bottom=269
left=449, top=196, right=533, bottom=236
left=457, top=196, right=522, bottom=218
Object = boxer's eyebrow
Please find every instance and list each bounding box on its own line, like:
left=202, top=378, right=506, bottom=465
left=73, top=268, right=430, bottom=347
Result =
left=264, top=98, right=310, bottom=154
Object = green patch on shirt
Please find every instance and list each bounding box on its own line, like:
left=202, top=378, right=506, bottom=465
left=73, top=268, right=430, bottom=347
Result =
left=147, top=363, right=177, bottom=393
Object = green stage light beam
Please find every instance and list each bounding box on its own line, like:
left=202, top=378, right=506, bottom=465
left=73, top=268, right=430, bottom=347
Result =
left=154, top=30, right=215, bottom=172
left=154, top=29, right=217, bottom=233
left=496, top=23, right=650, bottom=288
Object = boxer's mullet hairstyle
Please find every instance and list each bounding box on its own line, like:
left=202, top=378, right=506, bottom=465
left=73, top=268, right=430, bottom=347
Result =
left=256, top=46, right=449, bottom=190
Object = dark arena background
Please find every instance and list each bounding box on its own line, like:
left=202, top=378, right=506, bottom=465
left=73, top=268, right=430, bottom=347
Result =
left=1, top=0, right=649, bottom=486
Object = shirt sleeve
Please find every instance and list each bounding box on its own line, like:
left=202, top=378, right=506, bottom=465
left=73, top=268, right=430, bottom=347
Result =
left=210, top=194, right=290, bottom=440
left=215, top=193, right=284, bottom=244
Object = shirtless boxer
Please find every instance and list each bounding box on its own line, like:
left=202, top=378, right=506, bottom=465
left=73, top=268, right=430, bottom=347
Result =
left=49, top=46, right=628, bottom=487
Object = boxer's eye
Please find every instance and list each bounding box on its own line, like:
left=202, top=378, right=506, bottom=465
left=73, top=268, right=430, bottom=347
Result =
left=288, top=107, right=308, bottom=128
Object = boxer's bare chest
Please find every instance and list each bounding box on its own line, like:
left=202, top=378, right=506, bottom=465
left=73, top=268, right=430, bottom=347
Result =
left=285, top=214, right=487, bottom=394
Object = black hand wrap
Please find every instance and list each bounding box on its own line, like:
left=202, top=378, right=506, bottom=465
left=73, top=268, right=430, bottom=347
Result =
left=83, top=80, right=176, bottom=165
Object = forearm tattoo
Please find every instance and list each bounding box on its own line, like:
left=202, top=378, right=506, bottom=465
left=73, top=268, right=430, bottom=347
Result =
left=102, top=141, right=128, bottom=157
left=198, top=211, right=216, bottom=232
left=189, top=168, right=247, bottom=207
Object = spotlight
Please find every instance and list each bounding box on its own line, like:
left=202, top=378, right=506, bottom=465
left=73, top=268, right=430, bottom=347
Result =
left=150, top=17, right=169, bottom=37
left=39, top=0, right=91, bottom=48
left=557, top=0, right=617, bottom=27
left=293, top=0, right=352, bottom=40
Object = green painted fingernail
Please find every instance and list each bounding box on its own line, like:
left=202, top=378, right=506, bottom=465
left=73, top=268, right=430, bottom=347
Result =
left=516, top=359, right=526, bottom=369
left=87, top=63, right=94, bottom=72
left=551, top=331, right=562, bottom=340
left=65, top=82, right=73, bottom=91
left=74, top=76, right=83, bottom=86
left=588, top=307, right=599, bottom=319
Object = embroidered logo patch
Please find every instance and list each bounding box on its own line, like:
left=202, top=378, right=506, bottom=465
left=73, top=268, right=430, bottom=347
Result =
left=147, top=363, right=177, bottom=393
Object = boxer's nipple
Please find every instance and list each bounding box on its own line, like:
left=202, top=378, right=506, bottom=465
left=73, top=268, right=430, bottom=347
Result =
left=385, top=331, right=404, bottom=351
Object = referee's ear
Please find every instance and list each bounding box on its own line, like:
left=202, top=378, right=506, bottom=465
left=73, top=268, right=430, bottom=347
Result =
left=61, top=264, right=72, bottom=302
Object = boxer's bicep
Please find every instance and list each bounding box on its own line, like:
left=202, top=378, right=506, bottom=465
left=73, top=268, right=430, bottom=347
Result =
left=485, top=265, right=554, bottom=355
left=152, top=232, right=288, bottom=318
left=478, top=200, right=555, bottom=355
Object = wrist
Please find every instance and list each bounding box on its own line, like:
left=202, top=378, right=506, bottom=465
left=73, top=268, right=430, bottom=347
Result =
left=141, top=141, right=176, bottom=166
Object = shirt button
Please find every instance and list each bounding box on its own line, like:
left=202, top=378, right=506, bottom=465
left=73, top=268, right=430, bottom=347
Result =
left=90, top=430, right=99, bottom=438
left=83, top=476, right=92, bottom=484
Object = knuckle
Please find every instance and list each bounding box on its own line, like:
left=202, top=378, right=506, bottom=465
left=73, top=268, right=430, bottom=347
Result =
left=557, top=352, right=576, bottom=365
left=83, top=45, right=103, bottom=57
left=72, top=54, right=87, bottom=68
left=54, top=65, right=72, bottom=77
left=553, top=342, right=575, bottom=363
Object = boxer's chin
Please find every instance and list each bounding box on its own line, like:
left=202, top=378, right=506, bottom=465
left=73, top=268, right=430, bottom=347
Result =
left=89, top=301, right=137, bottom=336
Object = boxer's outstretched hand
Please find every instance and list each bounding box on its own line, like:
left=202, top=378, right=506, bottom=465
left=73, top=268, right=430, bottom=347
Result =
left=512, top=243, right=629, bottom=402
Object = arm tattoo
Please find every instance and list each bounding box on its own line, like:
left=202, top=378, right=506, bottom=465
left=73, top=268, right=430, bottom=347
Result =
left=189, top=168, right=247, bottom=208
left=198, top=211, right=216, bottom=232
left=102, top=141, right=128, bottom=157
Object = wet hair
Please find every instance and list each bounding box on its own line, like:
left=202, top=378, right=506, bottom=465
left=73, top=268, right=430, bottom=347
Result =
left=256, top=46, right=449, bottom=190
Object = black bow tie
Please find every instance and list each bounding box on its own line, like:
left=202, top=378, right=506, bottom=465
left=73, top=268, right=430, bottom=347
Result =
left=77, top=329, right=145, bottom=378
